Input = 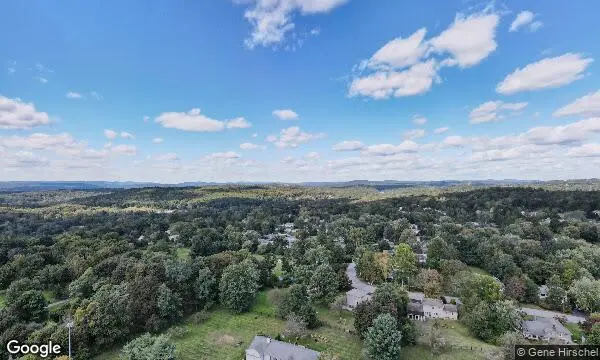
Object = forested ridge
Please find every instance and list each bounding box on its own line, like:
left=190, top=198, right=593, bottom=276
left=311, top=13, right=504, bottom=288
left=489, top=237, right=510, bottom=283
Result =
left=2, top=185, right=600, bottom=359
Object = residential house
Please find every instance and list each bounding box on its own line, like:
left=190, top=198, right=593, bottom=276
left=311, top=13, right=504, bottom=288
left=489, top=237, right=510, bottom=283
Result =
left=522, top=318, right=572, bottom=344
left=416, top=253, right=427, bottom=264
left=423, top=298, right=458, bottom=320
left=539, top=285, right=549, bottom=300
left=407, top=302, right=425, bottom=321
left=408, top=292, right=424, bottom=304
left=246, top=336, right=320, bottom=360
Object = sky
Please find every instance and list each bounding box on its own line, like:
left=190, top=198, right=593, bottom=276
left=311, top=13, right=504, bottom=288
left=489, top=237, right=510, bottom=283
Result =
left=1, top=0, right=600, bottom=183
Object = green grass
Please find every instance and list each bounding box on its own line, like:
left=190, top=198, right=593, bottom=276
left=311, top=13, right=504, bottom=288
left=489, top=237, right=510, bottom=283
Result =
left=565, top=323, right=583, bottom=344
left=0, top=291, right=6, bottom=308
left=176, top=247, right=191, bottom=260
left=43, top=290, right=57, bottom=303
left=97, top=290, right=496, bottom=360
left=467, top=266, right=491, bottom=277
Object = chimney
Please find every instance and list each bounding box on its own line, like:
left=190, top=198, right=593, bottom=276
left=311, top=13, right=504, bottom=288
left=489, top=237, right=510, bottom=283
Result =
left=266, top=337, right=271, bottom=343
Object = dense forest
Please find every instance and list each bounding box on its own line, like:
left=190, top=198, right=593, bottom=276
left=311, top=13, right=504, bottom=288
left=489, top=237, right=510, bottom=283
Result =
left=2, top=185, right=600, bottom=359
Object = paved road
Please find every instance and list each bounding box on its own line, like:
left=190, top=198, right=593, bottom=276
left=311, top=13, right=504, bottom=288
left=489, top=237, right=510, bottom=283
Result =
left=345, top=263, right=586, bottom=324
left=520, top=307, right=586, bottom=324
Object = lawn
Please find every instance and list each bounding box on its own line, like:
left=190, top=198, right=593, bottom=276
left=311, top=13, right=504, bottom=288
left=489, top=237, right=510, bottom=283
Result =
left=0, top=291, right=5, bottom=308
left=176, top=247, right=191, bottom=260
left=96, top=291, right=497, bottom=360
left=565, top=323, right=584, bottom=344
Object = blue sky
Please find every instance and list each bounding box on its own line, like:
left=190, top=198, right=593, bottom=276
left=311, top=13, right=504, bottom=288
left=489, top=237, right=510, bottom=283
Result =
left=1, top=0, right=600, bottom=182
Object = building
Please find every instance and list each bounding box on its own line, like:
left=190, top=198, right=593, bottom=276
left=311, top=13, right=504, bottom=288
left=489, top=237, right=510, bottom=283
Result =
left=416, top=253, right=427, bottom=264
left=407, top=302, right=425, bottom=321
left=539, top=285, right=549, bottom=300
left=344, top=287, right=372, bottom=310
left=522, top=318, right=572, bottom=344
left=246, top=336, right=320, bottom=360
left=408, top=292, right=424, bottom=303
left=423, top=298, right=458, bottom=320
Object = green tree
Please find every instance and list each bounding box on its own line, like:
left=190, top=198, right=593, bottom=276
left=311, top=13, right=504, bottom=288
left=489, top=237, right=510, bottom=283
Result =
left=157, top=284, right=183, bottom=324
left=427, top=236, right=458, bottom=269
left=587, top=323, right=600, bottom=345
left=277, top=284, right=318, bottom=328
left=121, top=333, right=176, bottom=360
left=417, top=269, right=443, bottom=298
left=195, top=267, right=216, bottom=309
left=9, top=290, right=48, bottom=323
left=364, top=313, right=402, bottom=360
left=391, top=244, right=417, bottom=286
left=462, top=300, right=521, bottom=343
left=219, top=260, right=259, bottom=313
left=568, top=278, right=600, bottom=313
left=307, top=263, right=338, bottom=304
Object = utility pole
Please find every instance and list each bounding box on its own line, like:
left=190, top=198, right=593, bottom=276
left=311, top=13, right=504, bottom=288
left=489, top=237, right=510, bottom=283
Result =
left=65, top=316, right=74, bottom=359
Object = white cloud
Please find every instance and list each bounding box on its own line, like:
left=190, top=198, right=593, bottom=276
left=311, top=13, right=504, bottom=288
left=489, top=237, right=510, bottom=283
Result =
left=240, top=142, right=265, bottom=150
left=350, top=10, right=499, bottom=99
left=273, top=109, right=299, bottom=120
left=252, top=133, right=258, bottom=138
left=442, top=135, right=468, bottom=147
left=205, top=151, right=241, bottom=160
left=554, top=90, right=600, bottom=118
left=363, top=140, right=419, bottom=156
left=429, top=12, right=500, bottom=68
left=366, top=28, right=429, bottom=70
left=66, top=91, right=83, bottom=99
left=403, top=129, right=426, bottom=140
left=110, top=144, right=137, bottom=156
left=434, top=127, right=449, bottom=134
left=156, top=152, right=179, bottom=161
left=496, top=53, right=593, bottom=95
left=226, top=117, right=252, bottom=129
left=332, top=140, right=365, bottom=151
left=34, top=76, right=48, bottom=84
left=509, top=11, right=542, bottom=32
left=412, top=116, right=427, bottom=125
left=90, top=91, right=103, bottom=100
left=523, top=118, right=600, bottom=145
left=155, top=108, right=247, bottom=132
left=349, top=60, right=439, bottom=99
left=266, top=126, right=325, bottom=148
left=104, top=129, right=118, bottom=140
left=239, top=0, right=348, bottom=49
left=567, top=143, right=600, bottom=157
left=469, top=100, right=528, bottom=124
left=0, top=95, right=51, bottom=129
left=120, top=131, right=135, bottom=139
left=306, top=151, right=320, bottom=160
left=153, top=137, right=164, bottom=144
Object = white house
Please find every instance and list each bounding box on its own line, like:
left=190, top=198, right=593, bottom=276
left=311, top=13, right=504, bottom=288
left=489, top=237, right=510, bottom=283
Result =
left=539, top=285, right=549, bottom=300
left=422, top=298, right=458, bottom=320
left=246, top=336, right=320, bottom=360
left=522, top=318, right=572, bottom=344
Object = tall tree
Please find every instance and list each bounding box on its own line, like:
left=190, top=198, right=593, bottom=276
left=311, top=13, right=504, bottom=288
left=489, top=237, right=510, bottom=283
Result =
left=364, top=313, right=402, bottom=360
left=391, top=244, right=417, bottom=286
left=219, top=260, right=259, bottom=313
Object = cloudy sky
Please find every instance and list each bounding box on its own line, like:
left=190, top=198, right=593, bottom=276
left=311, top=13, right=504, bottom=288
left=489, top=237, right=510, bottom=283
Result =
left=1, top=0, right=600, bottom=183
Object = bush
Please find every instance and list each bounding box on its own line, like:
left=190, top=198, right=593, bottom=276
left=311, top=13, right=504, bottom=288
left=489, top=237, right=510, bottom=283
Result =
left=189, top=310, right=211, bottom=325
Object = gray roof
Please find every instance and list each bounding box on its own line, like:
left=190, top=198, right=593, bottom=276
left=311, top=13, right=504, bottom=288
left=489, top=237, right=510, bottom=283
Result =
left=522, top=318, right=571, bottom=338
left=247, top=336, right=320, bottom=360
left=423, top=298, right=444, bottom=307
left=408, top=302, right=424, bottom=314
left=443, top=304, right=458, bottom=313
left=408, top=292, right=424, bottom=302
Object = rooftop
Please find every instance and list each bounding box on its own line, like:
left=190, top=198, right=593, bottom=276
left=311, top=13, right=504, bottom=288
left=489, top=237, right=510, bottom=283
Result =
left=247, top=336, right=320, bottom=360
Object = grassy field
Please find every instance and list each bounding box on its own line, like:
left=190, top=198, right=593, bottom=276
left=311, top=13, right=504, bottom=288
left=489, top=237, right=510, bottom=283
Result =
left=96, top=290, right=497, bottom=360
left=565, top=323, right=584, bottom=344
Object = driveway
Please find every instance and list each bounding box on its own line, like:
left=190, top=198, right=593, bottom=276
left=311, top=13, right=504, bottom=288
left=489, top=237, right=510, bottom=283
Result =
left=346, top=262, right=375, bottom=294
left=520, top=307, right=586, bottom=324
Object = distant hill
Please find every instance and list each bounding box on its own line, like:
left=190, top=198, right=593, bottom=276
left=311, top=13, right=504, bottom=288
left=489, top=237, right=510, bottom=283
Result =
left=0, top=179, right=555, bottom=192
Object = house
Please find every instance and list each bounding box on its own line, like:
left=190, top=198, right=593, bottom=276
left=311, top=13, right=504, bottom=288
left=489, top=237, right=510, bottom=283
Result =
left=522, top=318, right=572, bottom=344
left=246, top=336, right=320, bottom=360
left=408, top=292, right=424, bottom=304
left=407, top=302, right=425, bottom=321
left=423, top=298, right=458, bottom=320
left=538, top=285, right=549, bottom=300
left=441, top=296, right=462, bottom=306
left=416, top=253, right=427, bottom=264
left=344, top=288, right=372, bottom=310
